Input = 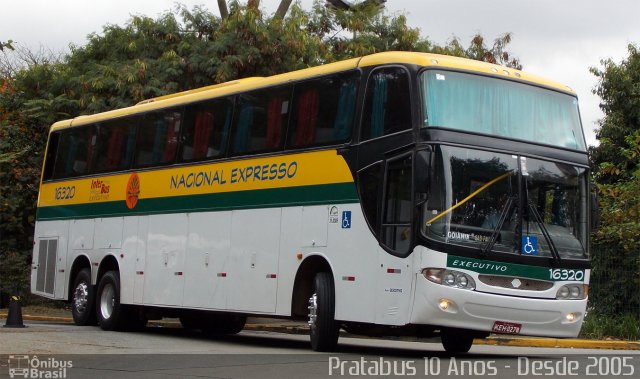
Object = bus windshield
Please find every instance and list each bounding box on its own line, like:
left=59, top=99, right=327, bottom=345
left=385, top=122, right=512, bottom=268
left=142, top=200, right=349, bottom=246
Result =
left=422, top=146, right=588, bottom=260
left=421, top=70, right=586, bottom=151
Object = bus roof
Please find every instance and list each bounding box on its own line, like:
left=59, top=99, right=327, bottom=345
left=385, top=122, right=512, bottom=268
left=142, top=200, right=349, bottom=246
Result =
left=50, top=51, right=575, bottom=132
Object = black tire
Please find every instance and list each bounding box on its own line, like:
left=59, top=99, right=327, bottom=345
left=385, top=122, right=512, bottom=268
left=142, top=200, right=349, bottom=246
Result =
left=309, top=272, right=339, bottom=352
left=441, top=328, right=474, bottom=355
left=202, top=314, right=247, bottom=336
left=96, top=271, right=129, bottom=331
left=71, top=268, right=97, bottom=326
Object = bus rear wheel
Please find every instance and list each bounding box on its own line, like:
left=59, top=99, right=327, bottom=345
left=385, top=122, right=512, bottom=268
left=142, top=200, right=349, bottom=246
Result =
left=96, top=271, right=146, bottom=331
left=71, top=268, right=97, bottom=326
left=441, top=328, right=474, bottom=355
left=308, top=272, right=339, bottom=352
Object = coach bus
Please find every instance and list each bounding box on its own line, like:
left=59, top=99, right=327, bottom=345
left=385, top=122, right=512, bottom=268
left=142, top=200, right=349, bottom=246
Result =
left=31, top=51, right=593, bottom=353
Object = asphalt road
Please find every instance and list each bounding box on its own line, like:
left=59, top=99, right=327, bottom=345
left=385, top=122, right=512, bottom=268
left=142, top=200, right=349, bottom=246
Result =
left=1, top=322, right=640, bottom=379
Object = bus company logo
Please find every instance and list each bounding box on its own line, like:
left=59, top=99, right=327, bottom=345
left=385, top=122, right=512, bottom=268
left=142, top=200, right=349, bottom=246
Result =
left=7, top=355, right=72, bottom=378
left=126, top=173, right=141, bottom=209
left=89, top=179, right=110, bottom=201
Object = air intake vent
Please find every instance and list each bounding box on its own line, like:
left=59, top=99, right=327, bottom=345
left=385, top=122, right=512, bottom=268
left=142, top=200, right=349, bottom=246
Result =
left=35, top=239, right=58, bottom=295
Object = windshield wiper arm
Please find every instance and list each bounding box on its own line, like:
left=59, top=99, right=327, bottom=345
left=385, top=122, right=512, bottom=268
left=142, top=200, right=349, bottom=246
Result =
left=527, top=202, right=562, bottom=264
left=481, top=196, right=516, bottom=256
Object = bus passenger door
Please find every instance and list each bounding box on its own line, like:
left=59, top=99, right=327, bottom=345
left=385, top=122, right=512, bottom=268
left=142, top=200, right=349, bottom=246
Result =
left=375, top=154, right=415, bottom=325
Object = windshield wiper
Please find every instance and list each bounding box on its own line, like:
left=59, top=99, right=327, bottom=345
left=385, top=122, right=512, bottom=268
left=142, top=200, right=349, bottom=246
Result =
left=527, top=202, right=562, bottom=264
left=481, top=196, right=516, bottom=256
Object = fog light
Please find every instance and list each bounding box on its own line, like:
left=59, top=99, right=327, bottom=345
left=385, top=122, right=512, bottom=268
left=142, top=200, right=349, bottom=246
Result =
left=439, top=299, right=451, bottom=311
left=566, top=313, right=577, bottom=322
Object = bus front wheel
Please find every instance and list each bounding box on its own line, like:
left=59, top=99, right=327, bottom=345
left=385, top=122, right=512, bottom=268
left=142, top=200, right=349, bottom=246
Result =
left=441, top=327, right=474, bottom=355
left=71, top=268, right=97, bottom=326
left=308, top=272, right=339, bottom=352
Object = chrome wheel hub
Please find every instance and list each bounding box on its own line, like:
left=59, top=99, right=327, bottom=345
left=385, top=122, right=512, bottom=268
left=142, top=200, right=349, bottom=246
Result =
left=100, top=283, right=115, bottom=320
left=308, top=293, right=318, bottom=329
left=73, top=283, right=89, bottom=314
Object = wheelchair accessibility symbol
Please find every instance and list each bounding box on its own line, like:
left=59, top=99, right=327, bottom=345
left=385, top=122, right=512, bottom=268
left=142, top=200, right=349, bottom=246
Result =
left=341, top=211, right=352, bottom=229
left=522, top=235, right=538, bottom=255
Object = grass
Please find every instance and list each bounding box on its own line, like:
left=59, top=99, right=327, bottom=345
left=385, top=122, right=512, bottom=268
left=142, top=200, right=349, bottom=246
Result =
left=580, top=312, right=640, bottom=340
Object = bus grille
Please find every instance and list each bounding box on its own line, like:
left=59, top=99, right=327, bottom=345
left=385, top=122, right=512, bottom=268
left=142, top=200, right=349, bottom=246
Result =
left=478, top=275, right=553, bottom=291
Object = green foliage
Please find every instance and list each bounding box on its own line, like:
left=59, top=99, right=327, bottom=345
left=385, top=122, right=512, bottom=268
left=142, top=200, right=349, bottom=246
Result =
left=580, top=312, right=640, bottom=340
left=590, top=44, right=640, bottom=183
left=588, top=44, right=640, bottom=331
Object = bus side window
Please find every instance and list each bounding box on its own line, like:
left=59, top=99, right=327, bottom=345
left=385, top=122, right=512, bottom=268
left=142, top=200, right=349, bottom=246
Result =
left=134, top=109, right=182, bottom=168
left=42, top=132, right=60, bottom=181
left=288, top=71, right=358, bottom=149
left=381, top=155, right=413, bottom=255
left=180, top=98, right=233, bottom=162
left=52, top=125, right=97, bottom=179
left=361, top=67, right=412, bottom=141
left=94, top=117, right=138, bottom=173
left=231, top=86, right=291, bottom=155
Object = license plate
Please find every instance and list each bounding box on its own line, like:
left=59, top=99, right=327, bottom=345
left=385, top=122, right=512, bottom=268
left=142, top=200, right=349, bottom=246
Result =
left=492, top=321, right=522, bottom=334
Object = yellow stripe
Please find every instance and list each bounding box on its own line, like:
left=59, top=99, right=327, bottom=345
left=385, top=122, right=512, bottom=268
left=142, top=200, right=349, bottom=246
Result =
left=38, top=150, right=353, bottom=208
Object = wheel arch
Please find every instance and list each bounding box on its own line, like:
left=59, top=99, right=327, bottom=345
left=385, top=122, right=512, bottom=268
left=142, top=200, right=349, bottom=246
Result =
left=291, top=254, right=334, bottom=319
left=96, top=254, right=120, bottom=283
left=68, top=254, right=92, bottom=301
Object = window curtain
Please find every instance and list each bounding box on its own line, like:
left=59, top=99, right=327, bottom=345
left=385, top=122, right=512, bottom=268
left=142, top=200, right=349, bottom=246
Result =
left=106, top=128, right=123, bottom=170
left=295, top=89, right=319, bottom=146
left=333, top=81, right=356, bottom=140
left=163, top=115, right=179, bottom=162
left=370, top=74, right=388, bottom=139
left=234, top=103, right=253, bottom=153
left=424, top=71, right=585, bottom=150
left=193, top=112, right=213, bottom=160
left=151, top=119, right=167, bottom=164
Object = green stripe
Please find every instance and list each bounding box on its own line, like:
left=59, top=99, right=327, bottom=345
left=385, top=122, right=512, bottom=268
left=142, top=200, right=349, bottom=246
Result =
left=36, top=183, right=358, bottom=221
left=447, top=255, right=585, bottom=282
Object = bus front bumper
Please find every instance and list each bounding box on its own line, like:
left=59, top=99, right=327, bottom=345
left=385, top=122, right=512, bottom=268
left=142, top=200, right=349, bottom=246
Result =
left=411, top=277, right=587, bottom=338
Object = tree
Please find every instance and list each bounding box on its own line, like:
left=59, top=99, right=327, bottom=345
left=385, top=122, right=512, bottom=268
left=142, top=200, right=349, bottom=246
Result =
left=587, top=43, right=640, bottom=319
left=590, top=44, right=640, bottom=183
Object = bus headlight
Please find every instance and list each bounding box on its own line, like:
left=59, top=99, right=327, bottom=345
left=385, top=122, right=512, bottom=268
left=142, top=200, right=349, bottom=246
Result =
left=556, top=284, right=587, bottom=300
left=422, top=268, right=476, bottom=290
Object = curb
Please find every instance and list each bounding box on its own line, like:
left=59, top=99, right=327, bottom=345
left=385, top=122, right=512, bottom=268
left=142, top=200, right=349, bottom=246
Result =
left=2, top=313, right=638, bottom=350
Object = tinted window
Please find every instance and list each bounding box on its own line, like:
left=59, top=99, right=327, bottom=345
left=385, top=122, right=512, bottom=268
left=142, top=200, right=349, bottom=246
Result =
left=42, top=132, right=60, bottom=181
left=362, top=67, right=412, bottom=141
left=94, top=117, right=138, bottom=173
left=52, top=125, right=98, bottom=179
left=288, top=72, right=359, bottom=148
left=382, top=155, right=413, bottom=254
left=231, top=86, right=291, bottom=155
left=358, top=162, right=382, bottom=233
left=180, top=98, right=233, bottom=162
left=135, top=110, right=182, bottom=168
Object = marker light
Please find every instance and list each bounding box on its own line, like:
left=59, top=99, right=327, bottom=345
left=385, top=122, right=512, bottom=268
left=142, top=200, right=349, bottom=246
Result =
left=566, top=313, right=577, bottom=322
left=439, top=299, right=451, bottom=310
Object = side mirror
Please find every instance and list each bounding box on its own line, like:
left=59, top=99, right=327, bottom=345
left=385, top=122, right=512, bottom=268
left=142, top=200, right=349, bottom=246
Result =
left=590, top=189, right=600, bottom=231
